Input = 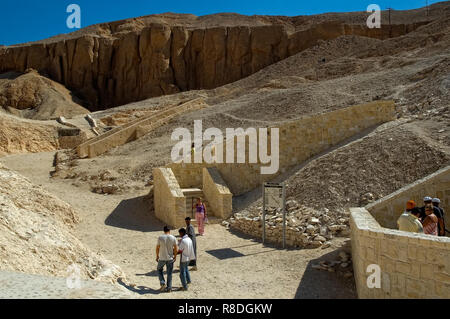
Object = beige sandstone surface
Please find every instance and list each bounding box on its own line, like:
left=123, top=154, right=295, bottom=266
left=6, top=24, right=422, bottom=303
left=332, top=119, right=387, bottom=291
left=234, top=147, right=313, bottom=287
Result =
left=0, top=113, right=60, bottom=156
left=0, top=2, right=449, bottom=299
left=0, top=162, right=125, bottom=284
left=0, top=69, right=89, bottom=120
left=0, top=3, right=448, bottom=109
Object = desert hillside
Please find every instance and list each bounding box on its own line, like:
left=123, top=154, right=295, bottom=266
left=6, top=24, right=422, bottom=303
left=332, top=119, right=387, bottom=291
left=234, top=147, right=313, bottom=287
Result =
left=0, top=2, right=449, bottom=299
left=1, top=3, right=449, bottom=109
left=0, top=112, right=60, bottom=156
left=0, top=69, right=88, bottom=120
left=0, top=163, right=124, bottom=283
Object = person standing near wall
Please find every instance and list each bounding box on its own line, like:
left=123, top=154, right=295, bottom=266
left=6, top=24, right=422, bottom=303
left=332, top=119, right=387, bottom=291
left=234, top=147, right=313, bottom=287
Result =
left=419, top=197, right=442, bottom=221
left=185, top=217, right=198, bottom=271
left=193, top=197, right=207, bottom=236
left=397, top=200, right=424, bottom=233
left=432, top=198, right=446, bottom=236
left=422, top=205, right=438, bottom=236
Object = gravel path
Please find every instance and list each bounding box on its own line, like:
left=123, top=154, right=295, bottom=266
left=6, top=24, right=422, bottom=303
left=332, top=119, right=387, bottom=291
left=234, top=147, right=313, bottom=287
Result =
left=0, top=270, right=133, bottom=299
left=1, top=152, right=356, bottom=299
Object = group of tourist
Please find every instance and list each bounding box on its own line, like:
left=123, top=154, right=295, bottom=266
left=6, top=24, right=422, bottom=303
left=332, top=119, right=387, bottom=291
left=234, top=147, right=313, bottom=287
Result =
left=397, top=196, right=447, bottom=236
left=155, top=198, right=207, bottom=293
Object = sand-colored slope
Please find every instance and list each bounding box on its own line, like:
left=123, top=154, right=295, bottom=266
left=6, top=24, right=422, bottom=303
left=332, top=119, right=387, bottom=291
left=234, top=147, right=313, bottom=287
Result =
left=0, top=163, right=125, bottom=283
left=285, top=124, right=450, bottom=211
left=49, top=13, right=450, bottom=200
left=0, top=70, right=89, bottom=120
left=0, top=113, right=60, bottom=156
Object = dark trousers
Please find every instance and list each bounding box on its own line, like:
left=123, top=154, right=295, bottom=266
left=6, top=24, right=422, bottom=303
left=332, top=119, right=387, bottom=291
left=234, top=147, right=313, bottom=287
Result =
left=189, top=241, right=197, bottom=266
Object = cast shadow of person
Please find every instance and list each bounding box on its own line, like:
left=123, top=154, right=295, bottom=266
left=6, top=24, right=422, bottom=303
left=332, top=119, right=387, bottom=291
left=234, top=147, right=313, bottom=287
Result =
left=117, top=277, right=161, bottom=295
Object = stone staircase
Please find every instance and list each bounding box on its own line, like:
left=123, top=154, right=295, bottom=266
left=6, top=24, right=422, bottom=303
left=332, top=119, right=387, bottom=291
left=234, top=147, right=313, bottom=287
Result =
left=76, top=98, right=207, bottom=158
left=182, top=188, right=222, bottom=226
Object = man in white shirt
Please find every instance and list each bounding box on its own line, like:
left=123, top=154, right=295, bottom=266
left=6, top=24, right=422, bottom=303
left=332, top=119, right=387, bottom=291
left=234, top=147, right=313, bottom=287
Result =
left=178, top=228, right=196, bottom=291
left=156, top=226, right=178, bottom=292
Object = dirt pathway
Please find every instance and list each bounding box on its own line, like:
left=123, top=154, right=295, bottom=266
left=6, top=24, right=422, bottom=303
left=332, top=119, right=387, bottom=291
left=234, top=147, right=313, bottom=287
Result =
left=0, top=152, right=356, bottom=299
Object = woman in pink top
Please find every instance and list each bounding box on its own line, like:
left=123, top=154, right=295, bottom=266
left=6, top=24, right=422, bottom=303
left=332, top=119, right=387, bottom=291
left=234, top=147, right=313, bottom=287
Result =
left=194, top=198, right=207, bottom=236
left=422, top=205, right=438, bottom=236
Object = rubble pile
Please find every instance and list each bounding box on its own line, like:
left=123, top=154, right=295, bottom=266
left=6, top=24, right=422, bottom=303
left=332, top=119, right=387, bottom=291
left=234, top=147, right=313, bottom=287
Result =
left=226, top=200, right=351, bottom=248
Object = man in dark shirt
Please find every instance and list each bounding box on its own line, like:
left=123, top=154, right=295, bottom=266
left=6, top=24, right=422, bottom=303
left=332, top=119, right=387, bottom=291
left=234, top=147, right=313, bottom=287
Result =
left=432, top=198, right=446, bottom=236
left=185, top=217, right=197, bottom=271
left=419, top=197, right=444, bottom=236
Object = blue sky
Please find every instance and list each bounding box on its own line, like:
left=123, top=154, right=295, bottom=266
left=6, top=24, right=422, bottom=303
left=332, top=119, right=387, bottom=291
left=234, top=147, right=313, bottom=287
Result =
left=0, top=0, right=443, bottom=45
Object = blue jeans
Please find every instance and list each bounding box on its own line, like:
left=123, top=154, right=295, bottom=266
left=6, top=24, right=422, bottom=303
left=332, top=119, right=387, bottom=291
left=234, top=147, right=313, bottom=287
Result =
left=157, top=260, right=174, bottom=289
left=179, top=262, right=191, bottom=289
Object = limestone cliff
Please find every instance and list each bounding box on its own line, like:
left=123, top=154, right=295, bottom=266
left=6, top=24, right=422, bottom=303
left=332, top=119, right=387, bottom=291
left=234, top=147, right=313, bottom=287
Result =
left=0, top=16, right=432, bottom=110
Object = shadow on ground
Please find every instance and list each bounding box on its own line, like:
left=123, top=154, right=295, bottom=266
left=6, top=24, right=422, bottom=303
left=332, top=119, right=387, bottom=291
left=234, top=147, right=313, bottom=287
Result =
left=136, top=268, right=182, bottom=277
left=117, top=277, right=161, bottom=295
left=206, top=248, right=246, bottom=260
left=105, top=195, right=163, bottom=232
left=295, top=250, right=357, bottom=299
left=226, top=227, right=297, bottom=250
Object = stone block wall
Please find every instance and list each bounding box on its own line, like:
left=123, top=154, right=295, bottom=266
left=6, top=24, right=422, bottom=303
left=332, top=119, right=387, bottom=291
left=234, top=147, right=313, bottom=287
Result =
left=58, top=132, right=88, bottom=150
left=153, top=167, right=186, bottom=228
left=366, top=166, right=450, bottom=230
left=169, top=100, right=396, bottom=196
left=350, top=207, right=450, bottom=299
left=153, top=166, right=233, bottom=226
left=77, top=98, right=206, bottom=158
left=202, top=168, right=233, bottom=219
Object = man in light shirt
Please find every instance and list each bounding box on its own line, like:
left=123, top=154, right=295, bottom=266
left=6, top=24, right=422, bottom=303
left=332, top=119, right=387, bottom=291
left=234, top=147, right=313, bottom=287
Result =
left=397, top=200, right=424, bottom=233
left=178, top=228, right=196, bottom=291
left=156, top=226, right=178, bottom=293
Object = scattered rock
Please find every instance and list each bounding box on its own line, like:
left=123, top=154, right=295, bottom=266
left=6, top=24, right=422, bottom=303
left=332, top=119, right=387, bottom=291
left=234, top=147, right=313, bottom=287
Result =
left=306, top=225, right=316, bottom=234
left=321, top=241, right=332, bottom=249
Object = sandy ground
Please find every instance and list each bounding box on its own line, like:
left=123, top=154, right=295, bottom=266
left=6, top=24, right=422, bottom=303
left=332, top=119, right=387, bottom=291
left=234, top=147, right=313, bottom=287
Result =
left=1, top=151, right=356, bottom=299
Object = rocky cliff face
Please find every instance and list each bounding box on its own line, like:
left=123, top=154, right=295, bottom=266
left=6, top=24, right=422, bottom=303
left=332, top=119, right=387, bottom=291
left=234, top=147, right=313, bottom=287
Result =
left=0, top=21, right=429, bottom=110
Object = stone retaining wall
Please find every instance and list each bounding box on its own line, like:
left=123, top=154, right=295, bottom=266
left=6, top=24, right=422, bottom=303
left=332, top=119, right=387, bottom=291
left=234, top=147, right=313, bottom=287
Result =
left=77, top=98, right=206, bottom=158
left=366, top=166, right=450, bottom=230
left=153, top=166, right=233, bottom=227
left=350, top=207, right=450, bottom=299
left=169, top=100, right=396, bottom=196
left=202, top=168, right=233, bottom=219
left=153, top=167, right=186, bottom=228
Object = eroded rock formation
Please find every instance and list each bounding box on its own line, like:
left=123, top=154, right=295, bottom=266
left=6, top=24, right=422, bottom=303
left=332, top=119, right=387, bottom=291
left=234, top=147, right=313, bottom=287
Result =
left=0, top=19, right=430, bottom=110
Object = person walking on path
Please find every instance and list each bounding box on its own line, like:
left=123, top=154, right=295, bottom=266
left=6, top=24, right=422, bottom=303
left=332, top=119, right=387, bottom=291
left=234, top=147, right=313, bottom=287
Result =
left=397, top=200, right=424, bottom=233
left=185, top=217, right=197, bottom=271
left=178, top=228, right=196, bottom=291
left=156, top=226, right=178, bottom=293
left=422, top=205, right=439, bottom=236
left=193, top=197, right=207, bottom=236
